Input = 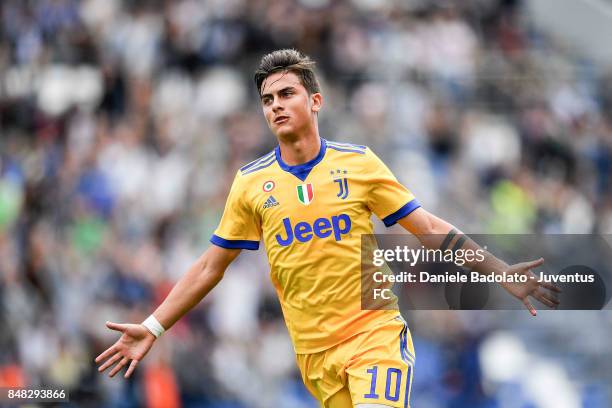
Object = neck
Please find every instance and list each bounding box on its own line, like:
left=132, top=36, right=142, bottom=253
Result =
left=277, top=131, right=321, bottom=166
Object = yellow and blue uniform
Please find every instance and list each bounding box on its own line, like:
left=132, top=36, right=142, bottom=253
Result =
left=211, top=138, right=418, bottom=406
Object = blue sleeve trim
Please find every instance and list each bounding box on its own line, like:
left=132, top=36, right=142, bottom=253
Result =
left=382, top=199, right=421, bottom=227
left=210, top=234, right=260, bottom=250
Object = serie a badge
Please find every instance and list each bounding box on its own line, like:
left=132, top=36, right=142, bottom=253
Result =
left=296, top=183, right=314, bottom=205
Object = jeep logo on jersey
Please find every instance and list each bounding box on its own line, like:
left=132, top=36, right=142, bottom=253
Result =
left=275, top=214, right=352, bottom=246
left=296, top=183, right=314, bottom=205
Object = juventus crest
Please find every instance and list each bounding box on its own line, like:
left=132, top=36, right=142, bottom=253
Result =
left=331, top=169, right=349, bottom=200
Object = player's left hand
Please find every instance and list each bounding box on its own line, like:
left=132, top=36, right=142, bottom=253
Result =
left=95, top=321, right=156, bottom=378
left=501, top=258, right=561, bottom=316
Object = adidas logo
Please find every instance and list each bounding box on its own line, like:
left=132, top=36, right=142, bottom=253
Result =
left=263, top=196, right=280, bottom=209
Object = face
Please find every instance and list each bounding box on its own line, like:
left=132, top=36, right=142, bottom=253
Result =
left=260, top=71, right=322, bottom=140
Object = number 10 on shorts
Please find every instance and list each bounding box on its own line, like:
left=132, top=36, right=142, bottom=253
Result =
left=364, top=365, right=412, bottom=403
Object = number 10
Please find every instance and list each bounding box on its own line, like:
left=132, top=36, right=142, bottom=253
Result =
left=364, top=365, right=405, bottom=402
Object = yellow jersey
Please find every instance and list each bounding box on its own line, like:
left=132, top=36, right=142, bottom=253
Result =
left=211, top=138, right=419, bottom=353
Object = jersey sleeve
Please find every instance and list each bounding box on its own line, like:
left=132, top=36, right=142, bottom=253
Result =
left=365, top=148, right=421, bottom=227
left=210, top=171, right=262, bottom=250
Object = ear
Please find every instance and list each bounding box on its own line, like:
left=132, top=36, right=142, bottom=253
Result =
left=311, top=93, right=323, bottom=113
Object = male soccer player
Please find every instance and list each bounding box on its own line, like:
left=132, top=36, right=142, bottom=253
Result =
left=95, top=49, right=560, bottom=407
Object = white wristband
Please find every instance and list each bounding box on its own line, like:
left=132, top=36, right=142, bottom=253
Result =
left=142, top=315, right=165, bottom=338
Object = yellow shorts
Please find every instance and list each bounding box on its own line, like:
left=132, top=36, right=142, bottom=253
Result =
left=296, top=316, right=415, bottom=408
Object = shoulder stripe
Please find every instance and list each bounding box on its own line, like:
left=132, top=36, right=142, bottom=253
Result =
left=327, top=145, right=366, bottom=154
left=326, top=141, right=366, bottom=150
left=247, top=153, right=276, bottom=169
left=240, top=151, right=275, bottom=172
left=242, top=158, right=277, bottom=175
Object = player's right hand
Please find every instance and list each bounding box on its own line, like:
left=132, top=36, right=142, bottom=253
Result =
left=501, top=258, right=561, bottom=316
left=95, top=321, right=156, bottom=378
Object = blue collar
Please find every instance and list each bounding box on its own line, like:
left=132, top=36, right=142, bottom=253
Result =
left=275, top=138, right=327, bottom=182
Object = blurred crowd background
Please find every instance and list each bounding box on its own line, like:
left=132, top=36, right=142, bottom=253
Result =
left=1, top=0, right=611, bottom=406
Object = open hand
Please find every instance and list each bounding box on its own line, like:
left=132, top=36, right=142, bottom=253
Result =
left=95, top=321, right=156, bottom=378
left=502, top=258, right=561, bottom=316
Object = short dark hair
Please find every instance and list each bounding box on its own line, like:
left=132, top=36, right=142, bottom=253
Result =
left=254, top=49, right=321, bottom=96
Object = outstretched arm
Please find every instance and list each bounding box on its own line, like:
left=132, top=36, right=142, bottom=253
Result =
left=397, top=207, right=560, bottom=315
left=95, top=245, right=241, bottom=378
